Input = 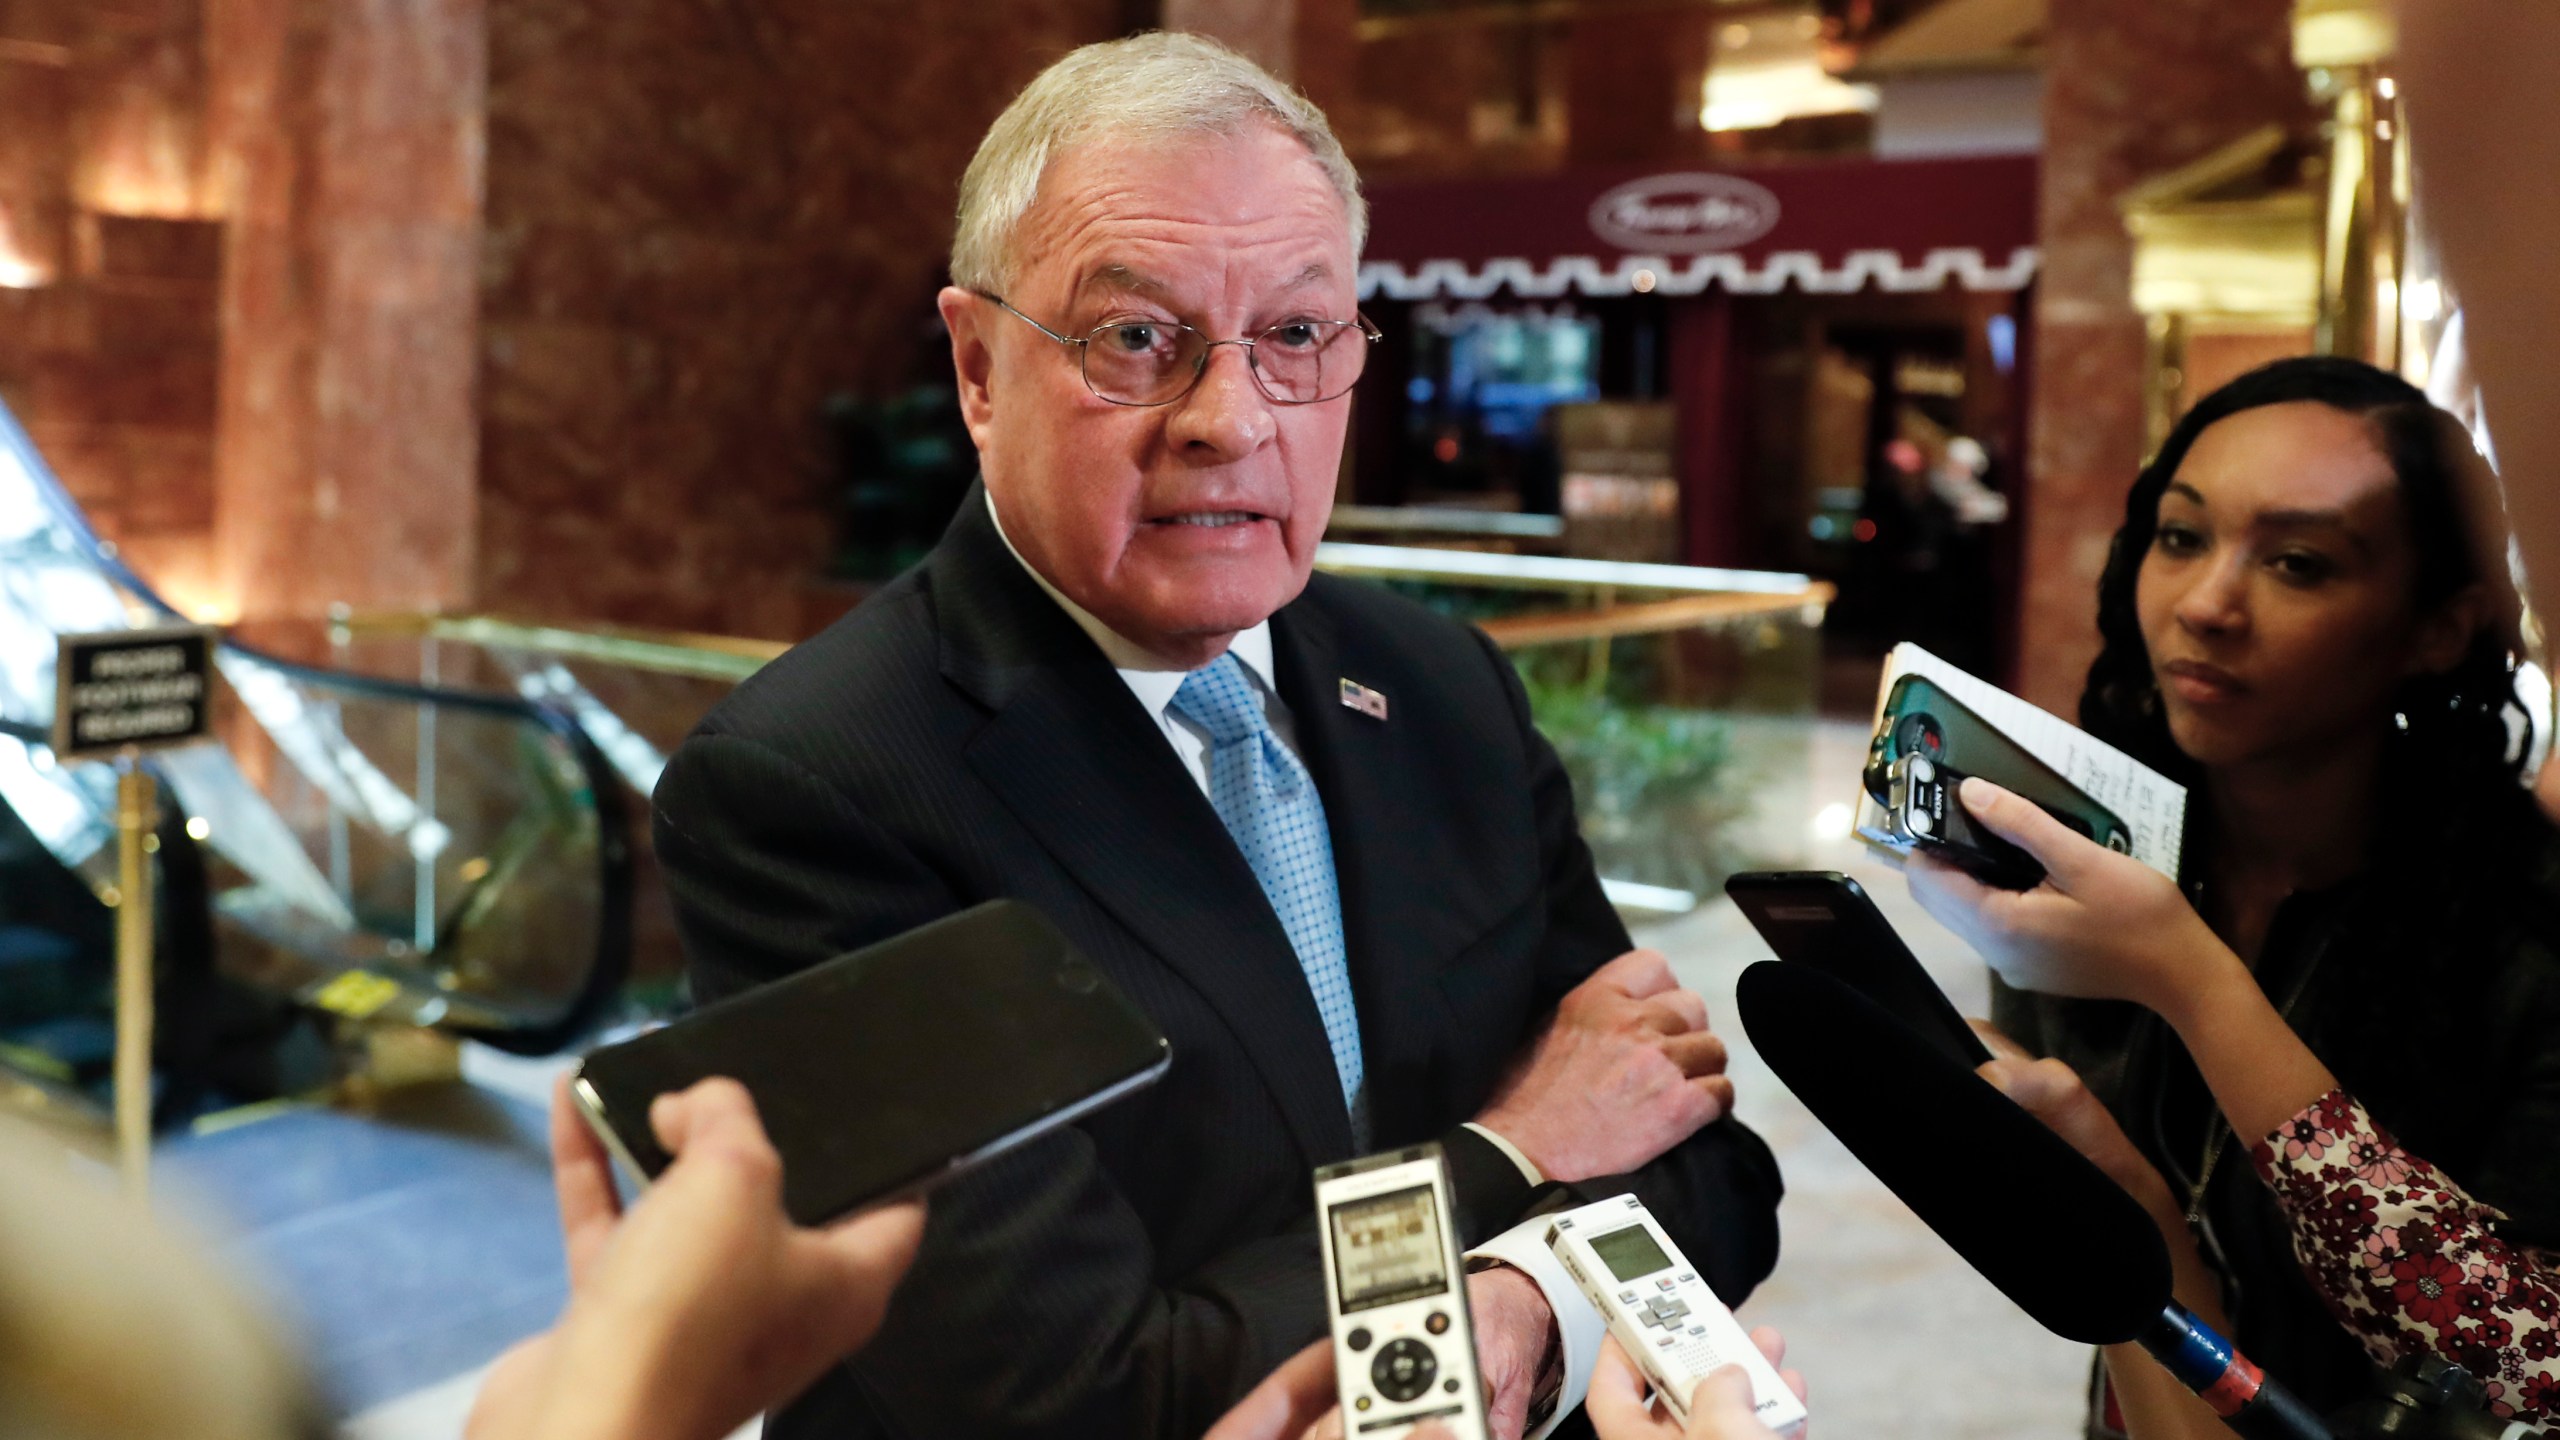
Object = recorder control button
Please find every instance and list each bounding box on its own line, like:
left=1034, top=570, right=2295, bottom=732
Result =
left=1346, top=1327, right=1372, bottom=1352
left=1426, top=1311, right=1450, bottom=1335
left=1909, top=808, right=1934, bottom=836
left=1619, top=1290, right=1639, bottom=1304
left=1679, top=1272, right=1696, bottom=1282
left=1657, top=1279, right=1676, bottom=1291
left=1911, top=756, right=1935, bottom=784
left=1373, top=1340, right=1437, bottom=1402
left=1689, top=1325, right=1708, bottom=1337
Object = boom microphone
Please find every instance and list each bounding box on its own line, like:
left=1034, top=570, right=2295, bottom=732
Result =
left=1736, top=959, right=2329, bottom=1440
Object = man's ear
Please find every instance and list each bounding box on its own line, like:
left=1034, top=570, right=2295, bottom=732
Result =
left=937, top=286, right=998, bottom=452
left=2409, top=581, right=2491, bottom=677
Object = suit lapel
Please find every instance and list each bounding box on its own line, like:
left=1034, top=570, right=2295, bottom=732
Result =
left=929, top=491, right=1355, bottom=1165
left=1271, top=587, right=1478, bottom=1146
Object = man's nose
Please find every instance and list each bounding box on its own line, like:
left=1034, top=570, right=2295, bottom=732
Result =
left=1166, top=343, right=1277, bottom=461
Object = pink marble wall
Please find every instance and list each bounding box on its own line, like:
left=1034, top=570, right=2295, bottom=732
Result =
left=2016, top=0, right=2311, bottom=709
left=473, top=0, right=1125, bottom=638
left=1164, top=0, right=1355, bottom=115
left=207, top=0, right=485, bottom=624
left=0, top=0, right=225, bottom=613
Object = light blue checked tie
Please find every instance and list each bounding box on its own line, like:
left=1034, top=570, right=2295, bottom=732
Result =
left=1172, top=653, right=1369, bottom=1148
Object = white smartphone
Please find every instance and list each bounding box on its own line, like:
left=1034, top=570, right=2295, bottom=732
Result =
left=1547, top=1194, right=1806, bottom=1433
left=1312, top=1144, right=1491, bottom=1440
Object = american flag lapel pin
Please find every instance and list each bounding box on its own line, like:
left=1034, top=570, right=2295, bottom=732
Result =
left=1338, top=678, right=1389, bottom=721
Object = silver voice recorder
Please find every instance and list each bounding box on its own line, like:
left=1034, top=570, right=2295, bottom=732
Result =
left=1312, top=1143, right=1491, bottom=1440
left=1547, top=1193, right=1805, bottom=1433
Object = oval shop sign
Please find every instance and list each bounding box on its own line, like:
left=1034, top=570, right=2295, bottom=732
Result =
left=1587, top=173, right=1782, bottom=254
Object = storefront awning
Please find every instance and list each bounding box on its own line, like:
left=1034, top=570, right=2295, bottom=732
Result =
left=1357, top=154, right=2039, bottom=301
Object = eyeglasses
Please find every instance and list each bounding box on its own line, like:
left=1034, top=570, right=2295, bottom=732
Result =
left=976, top=292, right=1383, bottom=407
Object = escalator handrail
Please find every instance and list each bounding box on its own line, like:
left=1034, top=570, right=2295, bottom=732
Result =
left=0, top=701, right=631, bottom=1055
left=212, top=647, right=637, bottom=1052
left=5, top=399, right=631, bottom=1053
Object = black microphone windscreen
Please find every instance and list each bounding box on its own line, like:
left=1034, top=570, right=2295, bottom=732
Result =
left=1736, top=959, right=2171, bottom=1344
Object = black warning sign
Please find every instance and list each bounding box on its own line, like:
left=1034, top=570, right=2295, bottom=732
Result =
left=51, top=624, right=219, bottom=760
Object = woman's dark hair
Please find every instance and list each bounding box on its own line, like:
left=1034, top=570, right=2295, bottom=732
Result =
left=2079, top=354, right=2527, bottom=801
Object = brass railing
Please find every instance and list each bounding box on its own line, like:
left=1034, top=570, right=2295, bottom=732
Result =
left=343, top=545, right=1832, bottom=681
left=343, top=547, right=1832, bottom=922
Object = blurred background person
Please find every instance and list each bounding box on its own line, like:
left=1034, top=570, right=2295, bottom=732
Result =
left=0, top=1118, right=319, bottom=1440
left=0, top=1076, right=924, bottom=1440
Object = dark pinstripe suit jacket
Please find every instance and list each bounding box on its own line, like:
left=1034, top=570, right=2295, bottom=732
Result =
left=653, top=491, right=1782, bottom=1440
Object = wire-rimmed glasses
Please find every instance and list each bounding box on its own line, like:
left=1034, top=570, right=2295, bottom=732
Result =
left=976, top=292, right=1383, bottom=407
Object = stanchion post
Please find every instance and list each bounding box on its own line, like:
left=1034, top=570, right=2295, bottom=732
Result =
left=113, top=755, right=157, bottom=1203
left=54, top=622, right=216, bottom=1201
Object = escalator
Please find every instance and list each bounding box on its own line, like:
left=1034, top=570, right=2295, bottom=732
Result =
left=0, top=398, right=630, bottom=1126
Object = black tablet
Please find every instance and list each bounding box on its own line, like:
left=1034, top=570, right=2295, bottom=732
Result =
left=574, top=899, right=1171, bottom=1224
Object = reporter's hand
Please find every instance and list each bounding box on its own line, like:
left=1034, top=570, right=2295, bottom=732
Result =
left=1586, top=1329, right=1805, bottom=1440
left=1476, top=949, right=1732, bottom=1181
left=1905, top=778, right=2238, bottom=1022
left=467, top=1076, right=927, bottom=1440
left=1205, top=1268, right=1555, bottom=1440
left=1977, top=1045, right=2232, bottom=1336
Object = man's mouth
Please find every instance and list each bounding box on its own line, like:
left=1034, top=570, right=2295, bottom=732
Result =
left=1151, top=511, right=1268, bottom=529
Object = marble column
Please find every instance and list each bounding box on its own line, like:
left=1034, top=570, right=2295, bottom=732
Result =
left=69, top=0, right=209, bottom=220
left=0, top=9, right=74, bottom=288
left=0, top=2, right=224, bottom=614
left=472, top=0, right=1120, bottom=638
left=207, top=0, right=484, bottom=624
left=1163, top=0, right=1357, bottom=115
left=2018, top=0, right=2310, bottom=709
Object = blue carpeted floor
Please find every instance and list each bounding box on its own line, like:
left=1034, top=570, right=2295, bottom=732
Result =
left=156, top=1084, right=568, bottom=1417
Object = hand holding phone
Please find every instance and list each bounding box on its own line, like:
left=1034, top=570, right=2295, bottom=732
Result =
left=469, top=1076, right=928, bottom=1440
left=1904, top=776, right=2231, bottom=1024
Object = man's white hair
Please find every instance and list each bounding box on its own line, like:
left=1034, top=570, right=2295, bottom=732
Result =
left=950, top=32, right=1367, bottom=294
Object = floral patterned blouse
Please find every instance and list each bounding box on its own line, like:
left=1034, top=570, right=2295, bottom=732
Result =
left=2249, top=1087, right=2560, bottom=1422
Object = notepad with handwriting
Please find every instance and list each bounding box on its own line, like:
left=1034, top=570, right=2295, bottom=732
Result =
left=1854, top=643, right=2188, bottom=880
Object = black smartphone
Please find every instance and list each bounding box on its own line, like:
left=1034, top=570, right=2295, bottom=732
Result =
left=1865, top=675, right=2134, bottom=856
left=572, top=899, right=1171, bottom=1224
left=1724, top=869, right=1992, bottom=1070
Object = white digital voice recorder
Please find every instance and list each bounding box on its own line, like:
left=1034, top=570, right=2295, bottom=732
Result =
left=1312, top=1144, right=1491, bottom=1440
left=1547, top=1194, right=1807, bottom=1433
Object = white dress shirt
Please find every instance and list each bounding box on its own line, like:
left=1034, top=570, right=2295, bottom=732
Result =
left=985, top=492, right=1601, bottom=1435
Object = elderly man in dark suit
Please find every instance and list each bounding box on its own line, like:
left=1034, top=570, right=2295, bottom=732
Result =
left=652, top=32, right=1781, bottom=1440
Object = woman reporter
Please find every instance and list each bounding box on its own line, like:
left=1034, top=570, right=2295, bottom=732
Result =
left=1922, top=785, right=2560, bottom=1428
left=1911, top=355, right=2560, bottom=1425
